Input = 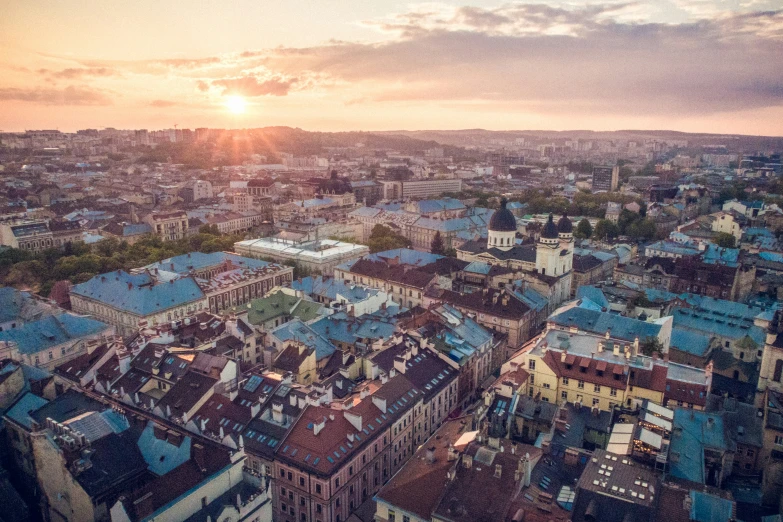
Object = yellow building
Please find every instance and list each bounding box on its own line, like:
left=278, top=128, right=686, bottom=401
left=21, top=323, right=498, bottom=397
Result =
left=509, top=328, right=711, bottom=412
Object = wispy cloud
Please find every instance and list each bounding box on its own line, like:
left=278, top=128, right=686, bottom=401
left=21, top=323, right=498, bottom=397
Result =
left=38, top=67, right=121, bottom=79
left=0, top=85, right=112, bottom=105
left=210, top=75, right=297, bottom=96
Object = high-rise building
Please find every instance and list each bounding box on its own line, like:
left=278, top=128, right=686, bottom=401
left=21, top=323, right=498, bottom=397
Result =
left=592, top=165, right=620, bottom=192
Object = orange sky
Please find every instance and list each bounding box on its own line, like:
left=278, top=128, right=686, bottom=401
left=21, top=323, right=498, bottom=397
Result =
left=1, top=0, right=782, bottom=135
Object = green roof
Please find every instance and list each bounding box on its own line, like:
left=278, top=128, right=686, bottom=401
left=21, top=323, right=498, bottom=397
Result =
left=245, top=291, right=323, bottom=325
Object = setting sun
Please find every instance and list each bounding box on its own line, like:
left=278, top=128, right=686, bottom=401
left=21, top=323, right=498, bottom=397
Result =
left=225, top=95, right=247, bottom=114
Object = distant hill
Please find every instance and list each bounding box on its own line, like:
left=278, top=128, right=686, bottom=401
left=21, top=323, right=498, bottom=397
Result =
left=374, top=129, right=783, bottom=151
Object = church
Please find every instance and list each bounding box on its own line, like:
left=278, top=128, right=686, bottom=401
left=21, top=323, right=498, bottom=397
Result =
left=456, top=198, right=574, bottom=312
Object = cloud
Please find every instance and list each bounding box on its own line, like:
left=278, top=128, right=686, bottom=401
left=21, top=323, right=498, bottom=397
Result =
left=0, top=85, right=112, bottom=105
left=249, top=4, right=783, bottom=115
left=149, top=99, right=180, bottom=107
left=38, top=67, right=120, bottom=79
left=211, top=75, right=296, bottom=96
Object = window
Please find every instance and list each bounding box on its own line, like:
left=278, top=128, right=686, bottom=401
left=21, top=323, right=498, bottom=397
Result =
left=592, top=398, right=599, bottom=406
left=594, top=385, right=601, bottom=393
left=529, top=360, right=535, bottom=370
left=315, top=484, right=322, bottom=494
left=300, top=477, right=305, bottom=487
left=577, top=380, right=584, bottom=389
left=316, top=504, right=322, bottom=514
left=610, top=388, right=617, bottom=397
left=774, top=359, right=783, bottom=383
left=562, top=377, right=569, bottom=385
left=561, top=391, right=568, bottom=400
left=389, top=510, right=396, bottom=522
left=335, top=478, right=340, bottom=488
left=288, top=472, right=293, bottom=481
left=775, top=435, right=783, bottom=446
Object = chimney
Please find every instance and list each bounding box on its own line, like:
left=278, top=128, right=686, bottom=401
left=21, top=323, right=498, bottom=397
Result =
left=598, top=342, right=604, bottom=353
left=463, top=454, right=473, bottom=469
left=118, top=349, right=131, bottom=374
left=426, top=446, right=435, bottom=463
left=560, top=350, right=567, bottom=363
left=344, top=410, right=362, bottom=431
left=360, top=387, right=369, bottom=400
left=313, top=417, right=326, bottom=436
left=447, top=445, right=458, bottom=461
left=494, top=464, right=502, bottom=478
left=272, top=403, right=284, bottom=424
left=394, top=356, right=407, bottom=375
left=372, top=395, right=387, bottom=413
left=523, top=453, right=532, bottom=487
left=613, top=344, right=620, bottom=356
left=193, top=443, right=207, bottom=471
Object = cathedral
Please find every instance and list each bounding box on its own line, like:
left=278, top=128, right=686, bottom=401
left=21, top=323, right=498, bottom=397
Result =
left=457, top=198, right=574, bottom=311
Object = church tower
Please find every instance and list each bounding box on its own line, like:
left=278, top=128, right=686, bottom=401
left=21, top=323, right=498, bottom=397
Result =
left=487, top=198, right=517, bottom=251
left=536, top=214, right=560, bottom=276
left=758, top=310, right=783, bottom=405
left=556, top=213, right=574, bottom=274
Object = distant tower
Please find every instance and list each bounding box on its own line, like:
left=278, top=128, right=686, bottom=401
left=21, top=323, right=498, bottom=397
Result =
left=487, top=198, right=517, bottom=251
left=557, top=213, right=574, bottom=274
left=536, top=214, right=560, bottom=276
left=758, top=310, right=783, bottom=403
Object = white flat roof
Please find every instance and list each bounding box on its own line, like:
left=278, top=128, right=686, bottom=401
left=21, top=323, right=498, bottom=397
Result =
left=644, top=401, right=674, bottom=420
left=637, top=428, right=663, bottom=450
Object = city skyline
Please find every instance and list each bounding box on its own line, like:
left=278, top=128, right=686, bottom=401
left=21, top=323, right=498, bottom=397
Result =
left=2, top=0, right=783, bottom=135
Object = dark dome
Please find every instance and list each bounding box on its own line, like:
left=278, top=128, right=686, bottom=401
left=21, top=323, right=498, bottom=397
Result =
left=541, top=214, right=559, bottom=239
left=488, top=198, right=517, bottom=232
left=557, top=214, right=573, bottom=234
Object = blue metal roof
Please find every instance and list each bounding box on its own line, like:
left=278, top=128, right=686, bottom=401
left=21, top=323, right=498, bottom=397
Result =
left=0, top=313, right=109, bottom=355
left=690, top=489, right=733, bottom=522
left=145, top=251, right=269, bottom=275
left=575, top=286, right=609, bottom=310
left=271, top=319, right=336, bottom=361
left=0, top=287, right=32, bottom=324
left=549, top=307, right=661, bottom=342
left=670, top=328, right=711, bottom=357
left=5, top=392, right=48, bottom=429
left=71, top=271, right=205, bottom=316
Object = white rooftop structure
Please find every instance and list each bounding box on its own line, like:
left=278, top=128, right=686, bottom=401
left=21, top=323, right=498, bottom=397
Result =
left=234, top=237, right=369, bottom=275
left=607, top=423, right=634, bottom=455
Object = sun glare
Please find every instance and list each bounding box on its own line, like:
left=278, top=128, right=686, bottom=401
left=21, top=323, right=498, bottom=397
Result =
left=225, top=95, right=247, bottom=114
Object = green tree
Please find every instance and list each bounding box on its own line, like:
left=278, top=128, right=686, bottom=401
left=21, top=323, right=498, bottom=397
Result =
left=593, top=219, right=619, bottom=240
left=367, top=225, right=411, bottom=253
left=639, top=336, right=663, bottom=356
left=575, top=218, right=593, bottom=239
left=431, top=231, right=445, bottom=255
left=713, top=232, right=736, bottom=248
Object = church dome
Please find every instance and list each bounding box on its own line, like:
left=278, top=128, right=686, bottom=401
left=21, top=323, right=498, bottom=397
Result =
left=488, top=198, right=517, bottom=232
left=557, top=214, right=573, bottom=234
left=541, top=214, right=559, bottom=239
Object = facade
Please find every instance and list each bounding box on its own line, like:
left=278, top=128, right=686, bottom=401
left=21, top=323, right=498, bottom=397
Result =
left=0, top=219, right=83, bottom=252
left=592, top=165, right=620, bottom=192
left=517, top=324, right=711, bottom=412
left=144, top=211, right=189, bottom=241
left=381, top=179, right=462, bottom=200
left=0, top=313, right=113, bottom=371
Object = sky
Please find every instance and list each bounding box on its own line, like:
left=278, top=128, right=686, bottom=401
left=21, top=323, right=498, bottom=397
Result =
left=1, top=0, right=782, bottom=135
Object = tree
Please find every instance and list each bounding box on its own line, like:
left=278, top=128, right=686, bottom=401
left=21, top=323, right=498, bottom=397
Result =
left=713, top=232, right=736, bottom=248
left=367, top=225, right=411, bottom=253
left=431, top=231, right=445, bottom=255
left=593, top=219, right=619, bottom=240
left=639, top=336, right=663, bottom=356
left=575, top=218, right=593, bottom=239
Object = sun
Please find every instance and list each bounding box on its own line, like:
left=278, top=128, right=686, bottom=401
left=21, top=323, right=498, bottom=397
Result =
left=225, top=95, right=247, bottom=114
